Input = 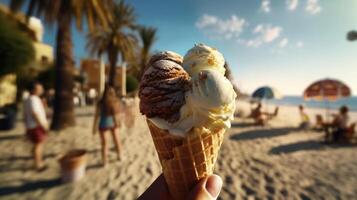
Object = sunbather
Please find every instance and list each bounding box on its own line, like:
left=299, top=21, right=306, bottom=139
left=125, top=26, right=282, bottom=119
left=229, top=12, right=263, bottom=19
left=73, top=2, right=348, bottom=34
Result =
left=298, top=105, right=310, bottom=130
left=331, top=106, right=350, bottom=142
left=249, top=103, right=279, bottom=125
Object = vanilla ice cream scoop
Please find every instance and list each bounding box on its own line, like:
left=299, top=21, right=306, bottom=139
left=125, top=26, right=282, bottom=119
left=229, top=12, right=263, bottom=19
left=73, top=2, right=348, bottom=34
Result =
left=183, top=44, right=226, bottom=75
left=186, top=70, right=236, bottom=130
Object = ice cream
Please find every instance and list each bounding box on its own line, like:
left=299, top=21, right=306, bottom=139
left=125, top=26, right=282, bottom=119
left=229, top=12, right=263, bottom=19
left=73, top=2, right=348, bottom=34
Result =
left=147, top=51, right=183, bottom=66
left=139, top=45, right=236, bottom=200
left=186, top=69, right=236, bottom=131
left=140, top=45, right=236, bottom=137
left=182, top=43, right=226, bottom=75
left=139, top=54, right=190, bottom=123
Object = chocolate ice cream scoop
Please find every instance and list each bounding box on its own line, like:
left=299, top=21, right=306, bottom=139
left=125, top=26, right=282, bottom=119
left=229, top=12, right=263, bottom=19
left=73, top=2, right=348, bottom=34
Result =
left=139, top=56, right=190, bottom=123
left=147, top=51, right=183, bottom=67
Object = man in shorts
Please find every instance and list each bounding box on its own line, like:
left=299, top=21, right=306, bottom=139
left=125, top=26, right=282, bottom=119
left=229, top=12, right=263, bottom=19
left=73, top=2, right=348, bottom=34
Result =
left=24, top=82, right=48, bottom=171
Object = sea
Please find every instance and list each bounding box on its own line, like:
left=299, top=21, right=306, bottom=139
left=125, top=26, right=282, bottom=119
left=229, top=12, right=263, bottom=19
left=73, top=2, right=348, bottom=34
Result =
left=267, top=96, right=357, bottom=112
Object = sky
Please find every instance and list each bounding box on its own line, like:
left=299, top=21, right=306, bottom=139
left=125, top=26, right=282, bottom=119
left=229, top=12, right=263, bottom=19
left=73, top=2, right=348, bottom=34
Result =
left=2, top=0, right=357, bottom=95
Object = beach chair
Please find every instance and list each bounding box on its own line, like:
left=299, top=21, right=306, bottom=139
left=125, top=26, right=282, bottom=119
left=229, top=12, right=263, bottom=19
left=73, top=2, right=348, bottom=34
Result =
left=272, top=107, right=279, bottom=117
left=314, top=114, right=324, bottom=131
left=345, top=123, right=356, bottom=143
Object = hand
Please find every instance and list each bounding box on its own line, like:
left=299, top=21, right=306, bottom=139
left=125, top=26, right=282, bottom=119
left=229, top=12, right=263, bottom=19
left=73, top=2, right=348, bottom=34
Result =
left=137, top=174, right=222, bottom=200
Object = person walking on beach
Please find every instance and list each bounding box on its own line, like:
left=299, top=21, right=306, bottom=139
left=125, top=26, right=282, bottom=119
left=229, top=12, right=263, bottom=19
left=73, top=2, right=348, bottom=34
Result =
left=23, top=82, right=48, bottom=171
left=93, top=86, right=122, bottom=166
left=298, top=105, right=310, bottom=130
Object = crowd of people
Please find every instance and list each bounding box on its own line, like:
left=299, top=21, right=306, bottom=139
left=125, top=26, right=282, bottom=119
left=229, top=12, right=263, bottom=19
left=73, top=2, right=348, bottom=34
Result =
left=20, top=81, right=223, bottom=199
left=297, top=105, right=354, bottom=143
left=247, top=101, right=355, bottom=143
left=23, top=82, right=123, bottom=170
left=17, top=81, right=356, bottom=200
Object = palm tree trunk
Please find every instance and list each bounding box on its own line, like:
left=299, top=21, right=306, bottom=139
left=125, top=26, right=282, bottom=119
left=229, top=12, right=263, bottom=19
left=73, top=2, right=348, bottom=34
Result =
left=108, top=47, right=118, bottom=88
left=51, top=9, right=75, bottom=130
left=138, top=49, right=148, bottom=80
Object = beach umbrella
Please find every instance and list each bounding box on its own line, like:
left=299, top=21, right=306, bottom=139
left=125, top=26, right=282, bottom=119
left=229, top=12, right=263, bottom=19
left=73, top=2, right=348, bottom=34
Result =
left=252, top=86, right=282, bottom=113
left=252, top=86, right=282, bottom=100
left=304, top=78, right=351, bottom=101
left=303, top=78, right=351, bottom=120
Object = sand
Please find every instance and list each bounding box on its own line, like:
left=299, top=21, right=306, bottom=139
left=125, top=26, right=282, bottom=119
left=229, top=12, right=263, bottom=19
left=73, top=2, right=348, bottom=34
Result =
left=0, top=99, right=356, bottom=200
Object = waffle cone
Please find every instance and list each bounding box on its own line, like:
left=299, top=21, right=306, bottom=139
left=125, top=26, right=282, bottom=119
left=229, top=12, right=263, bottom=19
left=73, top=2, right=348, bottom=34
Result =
left=146, top=120, right=225, bottom=200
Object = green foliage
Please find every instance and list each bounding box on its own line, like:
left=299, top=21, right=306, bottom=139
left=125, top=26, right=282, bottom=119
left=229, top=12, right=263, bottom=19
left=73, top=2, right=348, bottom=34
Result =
left=126, top=74, right=138, bottom=93
left=37, top=66, right=55, bottom=89
left=0, top=13, right=35, bottom=76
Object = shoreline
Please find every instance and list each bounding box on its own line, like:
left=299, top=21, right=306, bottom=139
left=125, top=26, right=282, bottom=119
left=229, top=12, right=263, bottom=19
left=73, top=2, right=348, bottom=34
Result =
left=239, top=96, right=357, bottom=112
left=236, top=99, right=357, bottom=123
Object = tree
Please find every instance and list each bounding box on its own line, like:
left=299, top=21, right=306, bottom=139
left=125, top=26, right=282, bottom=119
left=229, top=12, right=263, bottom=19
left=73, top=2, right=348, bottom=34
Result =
left=10, top=0, right=112, bottom=130
left=0, top=12, right=35, bottom=76
left=137, top=26, right=157, bottom=80
left=87, top=1, right=137, bottom=88
left=224, top=62, right=240, bottom=97
left=36, top=65, right=55, bottom=89
left=126, top=74, right=138, bottom=93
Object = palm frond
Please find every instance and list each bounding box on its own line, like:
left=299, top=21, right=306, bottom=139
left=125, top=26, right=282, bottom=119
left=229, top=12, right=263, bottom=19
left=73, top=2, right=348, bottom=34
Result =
left=86, top=0, right=138, bottom=63
left=9, top=0, right=25, bottom=12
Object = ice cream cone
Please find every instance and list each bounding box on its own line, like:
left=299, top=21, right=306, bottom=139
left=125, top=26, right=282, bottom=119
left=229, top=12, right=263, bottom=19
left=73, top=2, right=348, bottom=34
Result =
left=147, top=120, right=225, bottom=200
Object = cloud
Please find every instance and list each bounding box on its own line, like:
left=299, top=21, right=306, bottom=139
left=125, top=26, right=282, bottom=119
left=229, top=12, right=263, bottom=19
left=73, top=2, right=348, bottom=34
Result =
left=261, top=0, right=271, bottom=13
left=196, top=14, right=246, bottom=40
left=245, top=24, right=283, bottom=47
left=286, top=0, right=299, bottom=11
left=254, top=24, right=282, bottom=43
left=306, top=0, right=321, bottom=14
left=296, top=41, right=304, bottom=48
left=279, top=38, right=289, bottom=48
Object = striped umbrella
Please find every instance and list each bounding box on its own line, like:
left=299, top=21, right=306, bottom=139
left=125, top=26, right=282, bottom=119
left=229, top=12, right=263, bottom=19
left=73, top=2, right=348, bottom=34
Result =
left=252, top=86, right=282, bottom=100
left=304, top=78, right=351, bottom=120
left=304, top=78, right=351, bottom=101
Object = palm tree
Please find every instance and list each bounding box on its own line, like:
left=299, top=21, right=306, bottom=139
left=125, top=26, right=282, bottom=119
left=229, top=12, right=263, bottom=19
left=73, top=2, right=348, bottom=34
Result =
left=137, top=26, right=157, bottom=79
left=87, top=1, right=137, bottom=88
left=10, top=0, right=111, bottom=130
left=224, top=62, right=240, bottom=97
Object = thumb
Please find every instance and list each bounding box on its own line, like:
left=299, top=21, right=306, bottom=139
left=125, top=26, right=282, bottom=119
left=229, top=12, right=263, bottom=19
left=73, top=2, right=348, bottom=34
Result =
left=187, top=175, right=223, bottom=200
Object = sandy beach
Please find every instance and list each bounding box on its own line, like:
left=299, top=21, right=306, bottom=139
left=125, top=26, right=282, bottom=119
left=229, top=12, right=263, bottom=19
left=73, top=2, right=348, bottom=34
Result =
left=0, top=100, right=356, bottom=200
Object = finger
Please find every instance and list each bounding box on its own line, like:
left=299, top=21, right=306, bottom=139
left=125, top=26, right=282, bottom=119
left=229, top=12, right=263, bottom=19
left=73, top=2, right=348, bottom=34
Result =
left=137, top=174, right=171, bottom=200
left=187, top=174, right=223, bottom=200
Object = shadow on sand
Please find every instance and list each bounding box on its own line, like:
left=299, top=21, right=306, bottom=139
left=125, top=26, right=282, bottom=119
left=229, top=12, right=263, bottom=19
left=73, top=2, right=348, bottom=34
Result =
left=87, top=163, right=103, bottom=171
left=230, top=127, right=298, bottom=141
left=0, top=153, right=57, bottom=163
left=0, top=178, right=62, bottom=196
left=269, top=140, right=356, bottom=155
left=231, top=121, right=257, bottom=128
left=0, top=134, right=24, bottom=141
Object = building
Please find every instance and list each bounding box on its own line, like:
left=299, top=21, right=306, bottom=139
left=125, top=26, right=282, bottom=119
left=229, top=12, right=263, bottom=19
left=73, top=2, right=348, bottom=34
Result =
left=80, top=58, right=126, bottom=96
left=0, top=5, right=54, bottom=69
left=0, top=74, right=16, bottom=106
left=0, top=4, right=54, bottom=106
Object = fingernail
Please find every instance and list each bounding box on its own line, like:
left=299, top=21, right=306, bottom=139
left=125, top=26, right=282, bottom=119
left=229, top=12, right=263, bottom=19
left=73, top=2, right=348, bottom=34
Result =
left=205, top=175, right=223, bottom=198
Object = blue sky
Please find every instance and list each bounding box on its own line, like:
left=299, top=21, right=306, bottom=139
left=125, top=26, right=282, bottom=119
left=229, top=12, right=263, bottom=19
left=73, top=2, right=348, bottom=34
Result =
left=2, top=0, right=357, bottom=95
